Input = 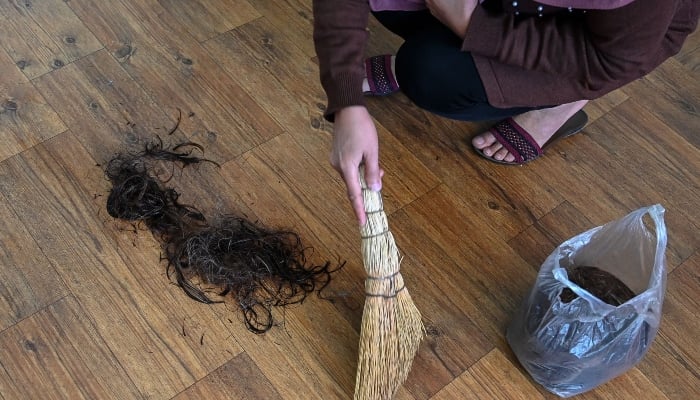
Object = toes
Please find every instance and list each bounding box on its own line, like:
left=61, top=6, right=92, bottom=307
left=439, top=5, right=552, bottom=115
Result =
left=482, top=141, right=503, bottom=157
left=472, top=131, right=496, bottom=149
left=474, top=130, right=516, bottom=162
left=493, top=147, right=510, bottom=161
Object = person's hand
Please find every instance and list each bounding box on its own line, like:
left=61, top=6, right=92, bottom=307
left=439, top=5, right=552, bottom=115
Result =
left=426, top=0, right=479, bottom=39
left=331, top=106, right=384, bottom=226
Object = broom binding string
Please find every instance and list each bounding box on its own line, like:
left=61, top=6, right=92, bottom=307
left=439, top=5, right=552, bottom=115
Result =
left=353, top=165, right=425, bottom=400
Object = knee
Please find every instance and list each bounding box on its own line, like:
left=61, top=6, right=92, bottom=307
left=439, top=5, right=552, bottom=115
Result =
left=395, top=41, right=445, bottom=110
left=395, top=40, right=466, bottom=113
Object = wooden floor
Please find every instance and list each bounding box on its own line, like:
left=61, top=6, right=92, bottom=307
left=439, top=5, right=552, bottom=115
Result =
left=0, top=0, right=698, bottom=399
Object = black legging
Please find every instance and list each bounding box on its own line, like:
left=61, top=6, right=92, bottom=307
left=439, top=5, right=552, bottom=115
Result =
left=373, top=10, right=539, bottom=121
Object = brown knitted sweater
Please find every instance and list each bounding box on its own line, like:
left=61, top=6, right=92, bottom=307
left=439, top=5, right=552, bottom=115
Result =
left=312, top=0, right=699, bottom=120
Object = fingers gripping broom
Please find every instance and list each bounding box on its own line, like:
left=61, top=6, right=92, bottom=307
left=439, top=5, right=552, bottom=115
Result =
left=354, top=167, right=424, bottom=399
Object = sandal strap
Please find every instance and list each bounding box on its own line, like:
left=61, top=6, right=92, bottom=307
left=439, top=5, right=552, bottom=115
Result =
left=489, top=118, right=543, bottom=164
left=365, top=55, right=399, bottom=96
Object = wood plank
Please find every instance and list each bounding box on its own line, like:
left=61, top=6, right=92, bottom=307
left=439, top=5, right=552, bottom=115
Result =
left=216, top=305, right=359, bottom=400
left=221, top=134, right=372, bottom=399
left=204, top=18, right=441, bottom=215
left=636, top=252, right=700, bottom=399
left=583, top=89, right=629, bottom=122
left=32, top=49, right=182, bottom=162
left=47, top=132, right=252, bottom=391
left=531, top=367, right=671, bottom=400
left=431, top=348, right=544, bottom=400
left=369, top=92, right=563, bottom=240
left=229, top=133, right=360, bottom=255
left=245, top=0, right=317, bottom=59
left=621, top=58, right=700, bottom=148
left=0, top=192, right=68, bottom=332
left=508, top=201, right=595, bottom=270
left=585, top=100, right=699, bottom=266
left=159, top=0, right=260, bottom=42
left=0, top=296, right=143, bottom=400
left=120, top=0, right=284, bottom=150
left=557, top=107, right=696, bottom=270
left=392, top=185, right=537, bottom=348
left=172, top=352, right=283, bottom=400
left=516, top=132, right=690, bottom=271
left=674, top=28, right=699, bottom=72
left=0, top=48, right=66, bottom=162
left=202, top=17, right=333, bottom=170
left=216, top=133, right=422, bottom=399
left=0, top=0, right=102, bottom=79
left=66, top=0, right=283, bottom=163
left=590, top=99, right=700, bottom=190
left=0, top=133, right=243, bottom=399
left=391, top=208, right=496, bottom=399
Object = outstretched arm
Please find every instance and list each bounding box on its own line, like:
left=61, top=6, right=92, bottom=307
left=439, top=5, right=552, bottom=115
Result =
left=313, top=0, right=372, bottom=120
left=312, top=0, right=383, bottom=225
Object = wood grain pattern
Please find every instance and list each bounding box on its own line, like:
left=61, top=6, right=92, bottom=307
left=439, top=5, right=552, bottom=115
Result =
left=432, top=349, right=544, bottom=400
left=32, top=49, right=178, bottom=162
left=172, top=352, right=283, bottom=400
left=507, top=201, right=595, bottom=270
left=0, top=296, right=142, bottom=400
left=245, top=0, right=317, bottom=59
left=0, top=0, right=697, bottom=399
left=67, top=0, right=283, bottom=163
left=0, top=192, right=68, bottom=332
left=392, top=185, right=537, bottom=347
left=0, top=48, right=66, bottom=162
left=159, top=0, right=260, bottom=42
left=0, top=134, right=242, bottom=399
left=202, top=17, right=334, bottom=169
left=621, top=58, right=700, bottom=148
left=675, top=29, right=699, bottom=72
left=636, top=252, right=700, bottom=399
left=367, top=93, right=563, bottom=240
left=0, top=0, right=102, bottom=79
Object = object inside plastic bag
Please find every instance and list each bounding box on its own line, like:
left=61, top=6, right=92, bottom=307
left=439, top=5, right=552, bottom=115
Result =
left=507, top=205, right=667, bottom=397
left=559, top=266, right=636, bottom=306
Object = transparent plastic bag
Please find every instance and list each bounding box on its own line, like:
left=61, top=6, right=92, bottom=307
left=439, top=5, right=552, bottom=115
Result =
left=507, top=205, right=667, bottom=397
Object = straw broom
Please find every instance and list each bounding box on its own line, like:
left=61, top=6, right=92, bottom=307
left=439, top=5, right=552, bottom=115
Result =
left=354, top=167, right=424, bottom=400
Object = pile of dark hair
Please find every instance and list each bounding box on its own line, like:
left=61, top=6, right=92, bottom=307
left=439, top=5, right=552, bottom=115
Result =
left=105, top=138, right=341, bottom=333
left=559, top=266, right=636, bottom=306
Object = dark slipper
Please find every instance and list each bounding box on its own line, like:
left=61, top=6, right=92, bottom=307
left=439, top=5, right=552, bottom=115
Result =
left=474, top=110, right=588, bottom=165
left=364, top=54, right=400, bottom=96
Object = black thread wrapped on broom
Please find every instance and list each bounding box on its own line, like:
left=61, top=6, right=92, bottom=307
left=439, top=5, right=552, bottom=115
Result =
left=105, top=139, right=342, bottom=333
left=354, top=166, right=424, bottom=400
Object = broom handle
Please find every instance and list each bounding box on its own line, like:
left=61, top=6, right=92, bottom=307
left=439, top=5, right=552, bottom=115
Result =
left=357, top=165, right=401, bottom=283
left=358, top=165, right=388, bottom=240
left=357, top=165, right=383, bottom=216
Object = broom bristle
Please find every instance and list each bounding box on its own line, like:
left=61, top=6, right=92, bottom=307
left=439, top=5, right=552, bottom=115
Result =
left=354, top=169, right=424, bottom=399
left=354, top=289, right=423, bottom=399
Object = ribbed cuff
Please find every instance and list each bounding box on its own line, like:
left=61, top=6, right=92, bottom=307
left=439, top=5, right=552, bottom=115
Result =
left=322, top=71, right=366, bottom=122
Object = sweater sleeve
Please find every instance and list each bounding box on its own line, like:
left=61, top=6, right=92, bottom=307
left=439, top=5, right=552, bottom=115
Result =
left=463, top=0, right=678, bottom=92
left=313, top=0, right=371, bottom=121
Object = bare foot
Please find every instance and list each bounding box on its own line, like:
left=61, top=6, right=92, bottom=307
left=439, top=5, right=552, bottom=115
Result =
left=472, top=100, right=588, bottom=163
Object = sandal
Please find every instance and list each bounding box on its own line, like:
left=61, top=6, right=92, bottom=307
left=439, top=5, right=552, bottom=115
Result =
left=364, top=55, right=400, bottom=96
left=474, top=110, right=588, bottom=165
